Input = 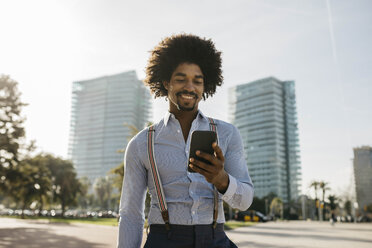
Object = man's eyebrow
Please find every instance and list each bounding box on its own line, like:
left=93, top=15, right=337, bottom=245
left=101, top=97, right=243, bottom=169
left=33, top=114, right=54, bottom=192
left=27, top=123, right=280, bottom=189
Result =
left=174, top=72, right=186, bottom=77
left=173, top=72, right=204, bottom=79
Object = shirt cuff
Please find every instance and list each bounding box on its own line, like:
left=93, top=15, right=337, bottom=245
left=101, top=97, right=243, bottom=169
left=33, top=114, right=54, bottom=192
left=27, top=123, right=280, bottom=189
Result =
left=220, top=174, right=237, bottom=202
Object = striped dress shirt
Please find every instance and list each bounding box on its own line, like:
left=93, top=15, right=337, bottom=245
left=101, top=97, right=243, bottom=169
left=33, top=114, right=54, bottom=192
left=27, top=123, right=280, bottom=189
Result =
left=117, top=110, right=254, bottom=248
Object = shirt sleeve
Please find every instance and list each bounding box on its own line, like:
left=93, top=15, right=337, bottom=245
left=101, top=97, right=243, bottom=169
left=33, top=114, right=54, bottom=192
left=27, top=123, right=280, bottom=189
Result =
left=117, top=136, right=147, bottom=248
left=220, top=125, right=254, bottom=210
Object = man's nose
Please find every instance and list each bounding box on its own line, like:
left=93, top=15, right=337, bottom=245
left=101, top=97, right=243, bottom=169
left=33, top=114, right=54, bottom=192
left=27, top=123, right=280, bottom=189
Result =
left=184, top=79, right=195, bottom=91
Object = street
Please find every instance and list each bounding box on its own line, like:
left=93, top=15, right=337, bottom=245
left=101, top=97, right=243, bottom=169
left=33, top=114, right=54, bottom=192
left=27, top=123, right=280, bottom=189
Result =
left=0, top=218, right=372, bottom=248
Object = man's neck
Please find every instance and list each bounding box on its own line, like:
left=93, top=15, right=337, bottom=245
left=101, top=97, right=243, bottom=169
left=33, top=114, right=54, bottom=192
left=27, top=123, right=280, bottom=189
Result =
left=169, top=107, right=199, bottom=141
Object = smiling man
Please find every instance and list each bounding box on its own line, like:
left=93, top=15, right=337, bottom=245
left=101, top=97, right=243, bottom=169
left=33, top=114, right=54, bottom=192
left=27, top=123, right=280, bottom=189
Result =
left=117, top=34, right=254, bottom=248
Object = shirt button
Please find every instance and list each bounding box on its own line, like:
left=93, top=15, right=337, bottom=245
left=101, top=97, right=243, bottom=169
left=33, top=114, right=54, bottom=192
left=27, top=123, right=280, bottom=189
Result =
left=192, top=211, right=195, bottom=215
left=177, top=130, right=181, bottom=133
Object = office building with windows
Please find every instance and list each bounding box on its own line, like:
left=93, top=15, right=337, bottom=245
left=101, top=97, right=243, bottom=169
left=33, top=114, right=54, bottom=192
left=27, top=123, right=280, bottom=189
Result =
left=229, top=77, right=301, bottom=202
left=353, top=146, right=372, bottom=211
left=68, top=71, right=151, bottom=184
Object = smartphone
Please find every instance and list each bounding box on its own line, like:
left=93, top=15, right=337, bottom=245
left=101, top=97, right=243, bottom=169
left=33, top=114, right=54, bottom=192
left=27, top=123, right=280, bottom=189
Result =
left=187, top=130, right=217, bottom=173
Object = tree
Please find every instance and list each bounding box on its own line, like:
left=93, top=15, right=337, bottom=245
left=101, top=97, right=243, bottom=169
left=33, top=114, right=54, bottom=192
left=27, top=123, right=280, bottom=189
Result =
left=319, top=181, right=330, bottom=204
left=110, top=162, right=124, bottom=193
left=319, top=181, right=330, bottom=220
left=44, top=154, right=81, bottom=217
left=24, top=155, right=51, bottom=216
left=2, top=153, right=52, bottom=218
left=328, top=195, right=338, bottom=211
left=250, top=197, right=266, bottom=213
left=309, top=180, right=320, bottom=219
left=366, top=204, right=372, bottom=213
left=16, top=159, right=51, bottom=218
left=344, top=200, right=352, bottom=215
left=94, top=176, right=113, bottom=210
left=270, top=197, right=283, bottom=219
left=0, top=75, right=27, bottom=196
left=77, top=177, right=91, bottom=209
left=263, top=192, right=277, bottom=215
left=110, top=123, right=140, bottom=190
left=309, top=180, right=319, bottom=201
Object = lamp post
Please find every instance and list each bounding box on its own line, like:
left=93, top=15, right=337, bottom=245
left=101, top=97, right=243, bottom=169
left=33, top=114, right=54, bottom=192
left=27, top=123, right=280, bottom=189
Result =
left=353, top=202, right=358, bottom=223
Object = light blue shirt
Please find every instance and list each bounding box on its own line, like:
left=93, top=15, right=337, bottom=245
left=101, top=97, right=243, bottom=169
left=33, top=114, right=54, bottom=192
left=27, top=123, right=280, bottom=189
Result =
left=118, top=110, right=254, bottom=248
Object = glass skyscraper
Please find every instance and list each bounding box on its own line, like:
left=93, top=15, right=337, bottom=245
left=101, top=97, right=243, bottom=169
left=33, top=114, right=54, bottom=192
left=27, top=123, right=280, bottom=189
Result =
left=68, top=71, right=151, bottom=184
left=229, top=77, right=301, bottom=202
left=353, top=146, right=372, bottom=211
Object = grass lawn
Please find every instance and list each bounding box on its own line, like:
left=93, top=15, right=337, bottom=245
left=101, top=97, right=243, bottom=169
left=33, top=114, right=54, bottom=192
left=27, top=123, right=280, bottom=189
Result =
left=0, top=215, right=119, bottom=226
left=224, top=220, right=256, bottom=230
left=48, top=217, right=119, bottom=226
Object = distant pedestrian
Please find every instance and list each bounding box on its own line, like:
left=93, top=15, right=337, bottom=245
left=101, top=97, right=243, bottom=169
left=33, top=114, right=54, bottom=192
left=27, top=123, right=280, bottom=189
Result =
left=330, top=211, right=336, bottom=226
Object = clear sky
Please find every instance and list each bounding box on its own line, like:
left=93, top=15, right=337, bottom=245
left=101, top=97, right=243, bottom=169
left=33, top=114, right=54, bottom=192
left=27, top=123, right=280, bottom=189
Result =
left=1, top=0, right=371, bottom=199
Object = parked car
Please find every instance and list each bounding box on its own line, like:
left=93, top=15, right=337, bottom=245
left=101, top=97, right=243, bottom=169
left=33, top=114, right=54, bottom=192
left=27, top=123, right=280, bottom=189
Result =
left=357, top=215, right=372, bottom=223
left=234, top=210, right=268, bottom=222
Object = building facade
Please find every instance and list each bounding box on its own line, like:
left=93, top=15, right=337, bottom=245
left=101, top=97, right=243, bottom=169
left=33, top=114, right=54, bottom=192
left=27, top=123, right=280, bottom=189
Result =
left=68, top=71, right=151, bottom=184
left=353, top=146, right=372, bottom=211
left=229, top=77, right=301, bottom=202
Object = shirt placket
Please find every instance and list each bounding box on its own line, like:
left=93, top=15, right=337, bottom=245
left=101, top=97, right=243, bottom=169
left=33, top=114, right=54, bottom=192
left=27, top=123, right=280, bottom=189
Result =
left=187, top=119, right=201, bottom=224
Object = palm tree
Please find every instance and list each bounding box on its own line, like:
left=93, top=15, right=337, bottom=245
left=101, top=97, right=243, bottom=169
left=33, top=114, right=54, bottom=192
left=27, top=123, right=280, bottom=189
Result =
left=319, top=181, right=330, bottom=204
left=309, top=180, right=319, bottom=201
left=309, top=180, right=319, bottom=219
left=319, top=181, right=330, bottom=220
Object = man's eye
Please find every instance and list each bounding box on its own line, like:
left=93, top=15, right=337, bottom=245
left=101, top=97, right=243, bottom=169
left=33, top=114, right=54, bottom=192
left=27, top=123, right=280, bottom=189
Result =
left=175, top=79, right=184, bottom=82
left=194, top=81, right=203, bottom=85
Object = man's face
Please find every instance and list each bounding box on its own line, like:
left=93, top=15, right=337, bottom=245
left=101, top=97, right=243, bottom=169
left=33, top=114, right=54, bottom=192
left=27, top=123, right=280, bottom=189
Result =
left=164, top=63, right=204, bottom=112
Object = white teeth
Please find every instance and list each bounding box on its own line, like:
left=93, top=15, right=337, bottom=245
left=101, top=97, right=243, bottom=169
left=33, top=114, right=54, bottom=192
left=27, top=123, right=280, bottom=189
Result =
left=180, top=94, right=194, bottom=99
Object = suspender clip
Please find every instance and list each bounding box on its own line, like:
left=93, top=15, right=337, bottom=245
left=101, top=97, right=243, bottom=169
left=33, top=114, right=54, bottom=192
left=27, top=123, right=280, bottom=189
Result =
left=161, top=210, right=170, bottom=230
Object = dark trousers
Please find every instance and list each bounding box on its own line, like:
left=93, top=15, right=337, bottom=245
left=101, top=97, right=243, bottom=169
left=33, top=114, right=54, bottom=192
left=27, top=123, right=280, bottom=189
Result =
left=144, top=224, right=238, bottom=248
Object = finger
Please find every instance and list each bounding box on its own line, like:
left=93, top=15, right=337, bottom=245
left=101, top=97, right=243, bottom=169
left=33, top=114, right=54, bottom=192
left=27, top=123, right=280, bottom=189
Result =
left=189, top=162, right=210, bottom=176
left=195, top=150, right=218, bottom=164
left=189, top=157, right=213, bottom=173
left=212, top=143, right=224, bottom=163
left=189, top=163, right=213, bottom=183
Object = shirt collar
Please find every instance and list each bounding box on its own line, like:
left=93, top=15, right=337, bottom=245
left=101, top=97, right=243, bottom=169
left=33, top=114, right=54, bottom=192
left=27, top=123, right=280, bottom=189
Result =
left=163, top=111, right=172, bottom=126
left=163, top=109, right=207, bottom=127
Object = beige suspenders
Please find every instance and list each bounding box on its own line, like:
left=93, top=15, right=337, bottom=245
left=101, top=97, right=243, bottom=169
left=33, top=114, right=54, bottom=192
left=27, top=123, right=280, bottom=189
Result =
left=207, top=117, right=219, bottom=229
left=147, top=118, right=219, bottom=229
left=147, top=125, right=170, bottom=230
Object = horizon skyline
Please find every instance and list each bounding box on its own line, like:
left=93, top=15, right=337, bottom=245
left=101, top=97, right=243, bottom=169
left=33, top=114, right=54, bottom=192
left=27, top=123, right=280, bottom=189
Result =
left=1, top=0, right=371, bottom=201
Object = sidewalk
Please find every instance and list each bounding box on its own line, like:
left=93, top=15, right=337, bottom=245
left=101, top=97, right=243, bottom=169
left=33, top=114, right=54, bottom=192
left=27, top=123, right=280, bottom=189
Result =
left=0, top=217, right=117, bottom=248
left=226, top=220, right=372, bottom=248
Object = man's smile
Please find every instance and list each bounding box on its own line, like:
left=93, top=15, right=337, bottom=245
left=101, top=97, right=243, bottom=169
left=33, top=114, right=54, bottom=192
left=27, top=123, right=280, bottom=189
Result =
left=176, top=91, right=198, bottom=100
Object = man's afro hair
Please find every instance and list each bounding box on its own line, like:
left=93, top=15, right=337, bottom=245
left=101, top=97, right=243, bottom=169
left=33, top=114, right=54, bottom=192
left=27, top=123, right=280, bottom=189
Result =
left=144, top=34, right=223, bottom=99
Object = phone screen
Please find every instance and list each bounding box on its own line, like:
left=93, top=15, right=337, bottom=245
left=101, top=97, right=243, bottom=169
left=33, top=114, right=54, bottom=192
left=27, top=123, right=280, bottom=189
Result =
left=188, top=130, right=217, bottom=173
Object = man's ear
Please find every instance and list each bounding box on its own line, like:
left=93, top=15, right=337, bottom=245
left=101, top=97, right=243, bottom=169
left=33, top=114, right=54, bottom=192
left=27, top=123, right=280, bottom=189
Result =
left=163, top=81, right=169, bottom=90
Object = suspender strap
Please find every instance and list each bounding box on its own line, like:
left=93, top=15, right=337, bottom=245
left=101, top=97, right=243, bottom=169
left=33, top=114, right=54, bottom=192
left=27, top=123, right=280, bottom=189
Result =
left=147, top=126, right=170, bottom=230
left=207, top=117, right=219, bottom=229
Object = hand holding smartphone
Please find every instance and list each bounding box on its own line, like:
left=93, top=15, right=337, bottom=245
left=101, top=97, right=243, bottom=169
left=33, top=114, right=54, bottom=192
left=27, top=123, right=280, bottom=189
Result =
left=187, top=130, right=217, bottom=173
